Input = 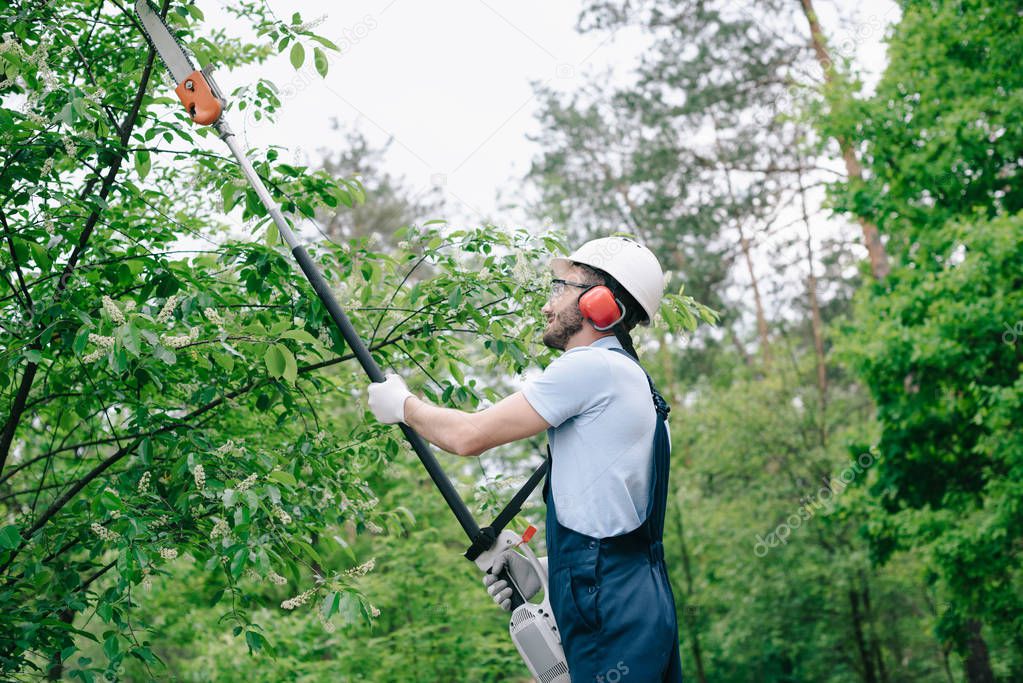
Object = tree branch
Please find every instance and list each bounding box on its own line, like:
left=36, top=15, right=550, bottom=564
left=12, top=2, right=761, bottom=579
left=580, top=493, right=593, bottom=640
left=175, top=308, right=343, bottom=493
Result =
left=0, top=30, right=160, bottom=478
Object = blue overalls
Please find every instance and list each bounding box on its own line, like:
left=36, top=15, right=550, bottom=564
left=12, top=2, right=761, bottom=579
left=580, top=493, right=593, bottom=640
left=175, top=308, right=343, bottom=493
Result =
left=543, top=347, right=684, bottom=682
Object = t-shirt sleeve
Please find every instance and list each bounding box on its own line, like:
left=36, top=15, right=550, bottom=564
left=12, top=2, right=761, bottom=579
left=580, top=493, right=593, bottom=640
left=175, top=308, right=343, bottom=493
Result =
left=521, top=349, right=611, bottom=428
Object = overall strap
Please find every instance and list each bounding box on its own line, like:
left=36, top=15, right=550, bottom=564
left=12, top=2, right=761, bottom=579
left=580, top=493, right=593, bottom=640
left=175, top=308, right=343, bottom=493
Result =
left=607, top=347, right=673, bottom=558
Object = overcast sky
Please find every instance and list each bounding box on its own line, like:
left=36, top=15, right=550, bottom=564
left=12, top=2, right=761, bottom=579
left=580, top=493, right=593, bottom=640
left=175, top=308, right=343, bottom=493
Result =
left=203, top=0, right=901, bottom=228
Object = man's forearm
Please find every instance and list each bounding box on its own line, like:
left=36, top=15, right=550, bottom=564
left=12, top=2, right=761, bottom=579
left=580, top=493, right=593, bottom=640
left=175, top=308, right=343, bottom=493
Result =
left=402, top=395, right=478, bottom=456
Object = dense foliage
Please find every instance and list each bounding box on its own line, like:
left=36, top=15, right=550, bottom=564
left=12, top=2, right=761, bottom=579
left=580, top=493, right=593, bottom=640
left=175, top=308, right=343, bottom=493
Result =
left=1, top=0, right=1020, bottom=681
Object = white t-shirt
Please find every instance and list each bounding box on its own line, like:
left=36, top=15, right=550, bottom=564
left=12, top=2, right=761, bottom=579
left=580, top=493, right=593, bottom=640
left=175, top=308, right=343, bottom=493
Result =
left=522, top=335, right=661, bottom=538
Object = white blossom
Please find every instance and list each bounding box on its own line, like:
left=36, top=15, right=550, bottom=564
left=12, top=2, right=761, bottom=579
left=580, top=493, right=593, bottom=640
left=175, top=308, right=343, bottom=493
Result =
left=102, top=296, right=125, bottom=325
left=214, top=440, right=237, bottom=457
left=281, top=587, right=316, bottom=610
left=317, top=327, right=332, bottom=347
left=162, top=328, right=201, bottom=350
left=345, top=558, right=375, bottom=577
left=158, top=547, right=178, bottom=560
left=293, top=14, right=327, bottom=32
left=193, top=464, right=206, bottom=490
left=272, top=505, right=292, bottom=525
left=317, top=610, right=336, bottom=633
left=511, top=256, right=533, bottom=285
left=156, top=295, right=178, bottom=324
left=235, top=472, right=259, bottom=492
left=60, top=134, right=77, bottom=157
left=88, top=333, right=115, bottom=348
left=204, top=307, right=224, bottom=326
left=82, top=348, right=106, bottom=363
left=137, top=471, right=151, bottom=494
left=210, top=518, right=230, bottom=540
left=90, top=522, right=121, bottom=542
left=268, top=570, right=287, bottom=585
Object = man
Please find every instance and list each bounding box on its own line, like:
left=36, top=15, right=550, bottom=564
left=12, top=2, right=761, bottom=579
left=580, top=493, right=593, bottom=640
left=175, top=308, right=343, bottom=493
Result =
left=367, top=236, right=684, bottom=682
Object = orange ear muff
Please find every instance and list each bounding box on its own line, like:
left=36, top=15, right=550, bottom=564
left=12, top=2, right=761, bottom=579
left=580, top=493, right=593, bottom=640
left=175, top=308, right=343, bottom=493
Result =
left=578, top=286, right=626, bottom=331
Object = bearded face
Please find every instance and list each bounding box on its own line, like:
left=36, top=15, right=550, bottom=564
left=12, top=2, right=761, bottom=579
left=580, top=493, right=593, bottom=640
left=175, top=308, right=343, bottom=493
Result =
left=541, top=269, right=599, bottom=350
left=542, top=299, right=585, bottom=351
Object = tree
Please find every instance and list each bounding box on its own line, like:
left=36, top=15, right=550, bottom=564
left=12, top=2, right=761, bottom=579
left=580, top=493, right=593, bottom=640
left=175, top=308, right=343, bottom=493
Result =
left=0, top=2, right=719, bottom=678
left=527, top=0, right=868, bottom=376
left=825, top=1, right=1023, bottom=679
left=316, top=124, right=443, bottom=244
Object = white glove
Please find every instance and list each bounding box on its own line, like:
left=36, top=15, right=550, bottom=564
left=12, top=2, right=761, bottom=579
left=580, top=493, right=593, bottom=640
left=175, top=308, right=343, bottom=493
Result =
left=367, top=373, right=412, bottom=424
left=482, top=551, right=548, bottom=611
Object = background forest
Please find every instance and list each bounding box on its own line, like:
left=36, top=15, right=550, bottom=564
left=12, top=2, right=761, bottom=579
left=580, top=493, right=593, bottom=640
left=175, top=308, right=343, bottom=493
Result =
left=1, top=0, right=1020, bottom=681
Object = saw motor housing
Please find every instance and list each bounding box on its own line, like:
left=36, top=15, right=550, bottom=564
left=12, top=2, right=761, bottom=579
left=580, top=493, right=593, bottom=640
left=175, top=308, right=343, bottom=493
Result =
left=476, top=528, right=570, bottom=682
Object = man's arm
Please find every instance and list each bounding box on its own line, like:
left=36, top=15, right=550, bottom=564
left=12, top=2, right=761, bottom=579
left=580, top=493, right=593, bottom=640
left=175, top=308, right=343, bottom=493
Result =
left=403, top=391, right=550, bottom=457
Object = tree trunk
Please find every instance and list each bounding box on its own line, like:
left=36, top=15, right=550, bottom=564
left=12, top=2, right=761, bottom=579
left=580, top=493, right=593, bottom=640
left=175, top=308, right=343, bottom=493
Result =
left=797, top=0, right=891, bottom=281
left=963, top=619, right=995, bottom=683
left=659, top=334, right=708, bottom=682
left=799, top=166, right=829, bottom=445
left=728, top=324, right=754, bottom=367
left=674, top=508, right=708, bottom=683
left=849, top=588, right=879, bottom=683
left=859, top=573, right=889, bottom=683
left=45, top=608, right=76, bottom=680
left=738, top=228, right=772, bottom=368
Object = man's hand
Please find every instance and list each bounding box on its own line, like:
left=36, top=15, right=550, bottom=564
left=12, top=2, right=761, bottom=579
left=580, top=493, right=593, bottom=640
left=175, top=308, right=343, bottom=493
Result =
left=482, top=551, right=548, bottom=611
left=367, top=373, right=413, bottom=424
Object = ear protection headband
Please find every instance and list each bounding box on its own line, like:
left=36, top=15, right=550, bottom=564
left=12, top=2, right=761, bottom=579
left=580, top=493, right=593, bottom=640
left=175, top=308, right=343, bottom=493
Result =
left=578, top=285, right=627, bottom=331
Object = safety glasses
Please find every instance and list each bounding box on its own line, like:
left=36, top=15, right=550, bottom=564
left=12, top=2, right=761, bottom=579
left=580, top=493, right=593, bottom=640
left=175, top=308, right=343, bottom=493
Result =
left=549, top=278, right=595, bottom=299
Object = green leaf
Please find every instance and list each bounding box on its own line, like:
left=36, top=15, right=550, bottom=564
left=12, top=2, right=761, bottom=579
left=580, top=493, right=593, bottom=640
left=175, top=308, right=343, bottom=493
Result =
left=267, top=470, right=297, bottom=487
left=129, top=645, right=160, bottom=665
left=309, top=35, right=340, bottom=52
left=280, top=344, right=297, bottom=384
left=0, top=525, right=22, bottom=549
left=264, top=344, right=286, bottom=378
left=336, top=592, right=361, bottom=624
left=448, top=286, right=462, bottom=309
left=73, top=326, right=90, bottom=355
left=245, top=630, right=270, bottom=654
left=135, top=149, right=151, bottom=180
left=30, top=241, right=51, bottom=270
left=321, top=591, right=340, bottom=619
left=230, top=547, right=247, bottom=578
left=289, top=42, right=305, bottom=69
left=103, top=633, right=119, bottom=660
left=214, top=352, right=235, bottom=372
left=313, top=47, right=328, bottom=77
left=279, top=329, right=318, bottom=345
left=99, top=489, right=120, bottom=511
left=153, top=344, right=176, bottom=365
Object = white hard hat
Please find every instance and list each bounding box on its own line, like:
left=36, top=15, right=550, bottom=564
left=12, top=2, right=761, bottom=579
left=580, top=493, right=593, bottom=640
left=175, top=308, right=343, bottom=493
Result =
left=550, top=236, right=664, bottom=325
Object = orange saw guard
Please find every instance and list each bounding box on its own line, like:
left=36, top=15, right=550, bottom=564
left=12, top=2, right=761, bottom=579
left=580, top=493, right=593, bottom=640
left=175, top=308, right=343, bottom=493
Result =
left=174, top=70, right=222, bottom=125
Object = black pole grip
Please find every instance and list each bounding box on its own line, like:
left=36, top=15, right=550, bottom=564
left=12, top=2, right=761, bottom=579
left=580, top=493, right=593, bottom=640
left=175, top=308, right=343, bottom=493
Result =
left=290, top=244, right=481, bottom=540
left=289, top=244, right=535, bottom=609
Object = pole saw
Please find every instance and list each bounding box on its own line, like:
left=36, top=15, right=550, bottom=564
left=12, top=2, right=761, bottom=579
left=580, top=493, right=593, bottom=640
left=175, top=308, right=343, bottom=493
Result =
left=133, top=2, right=569, bottom=680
